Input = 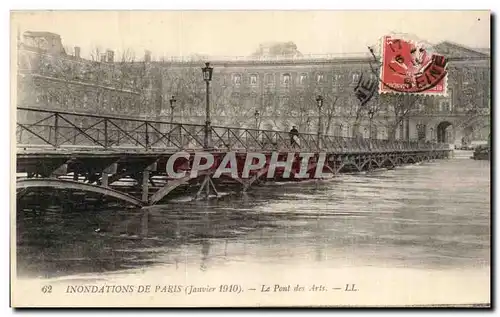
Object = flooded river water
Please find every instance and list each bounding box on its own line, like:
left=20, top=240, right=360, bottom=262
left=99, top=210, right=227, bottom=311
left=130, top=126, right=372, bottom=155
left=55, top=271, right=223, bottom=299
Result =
left=15, top=154, right=491, bottom=306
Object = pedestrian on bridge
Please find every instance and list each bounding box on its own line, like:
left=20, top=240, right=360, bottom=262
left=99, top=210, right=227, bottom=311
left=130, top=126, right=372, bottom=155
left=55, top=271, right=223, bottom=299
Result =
left=290, top=126, right=300, bottom=149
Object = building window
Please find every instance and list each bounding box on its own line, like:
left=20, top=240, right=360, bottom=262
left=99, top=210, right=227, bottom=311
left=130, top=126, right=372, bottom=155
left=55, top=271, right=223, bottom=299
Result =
left=299, top=73, right=307, bottom=85
left=233, top=74, right=242, bottom=85
left=352, top=124, right=361, bottom=138
left=440, top=100, right=451, bottom=112
left=265, top=73, right=274, bottom=85
left=316, top=73, right=324, bottom=83
left=332, top=74, right=341, bottom=86
left=250, top=74, right=258, bottom=86
left=282, top=73, right=291, bottom=85
left=416, top=123, right=426, bottom=141
left=61, top=95, right=69, bottom=109
left=478, top=69, right=483, bottom=81
left=83, top=93, right=88, bottom=108
left=352, top=73, right=360, bottom=84
left=334, top=125, right=342, bottom=137
left=110, top=95, right=118, bottom=111
left=102, top=94, right=109, bottom=110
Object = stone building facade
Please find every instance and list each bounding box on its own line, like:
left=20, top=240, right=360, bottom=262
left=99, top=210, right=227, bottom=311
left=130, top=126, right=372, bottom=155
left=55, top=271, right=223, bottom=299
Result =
left=16, top=33, right=490, bottom=144
left=161, top=42, right=490, bottom=144
left=17, top=31, right=162, bottom=119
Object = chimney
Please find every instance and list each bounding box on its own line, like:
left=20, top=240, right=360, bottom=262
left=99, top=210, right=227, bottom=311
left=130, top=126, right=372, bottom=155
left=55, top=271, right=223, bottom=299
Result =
left=74, top=46, right=81, bottom=59
left=100, top=54, right=106, bottom=62
left=106, top=50, right=114, bottom=63
left=144, top=50, right=151, bottom=63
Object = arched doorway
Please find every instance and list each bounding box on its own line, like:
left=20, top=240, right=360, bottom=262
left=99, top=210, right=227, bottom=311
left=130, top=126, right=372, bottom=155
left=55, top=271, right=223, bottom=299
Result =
left=436, top=121, right=453, bottom=143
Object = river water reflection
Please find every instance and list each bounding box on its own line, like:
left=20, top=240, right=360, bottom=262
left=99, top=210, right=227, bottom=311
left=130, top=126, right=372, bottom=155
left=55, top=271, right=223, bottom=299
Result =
left=17, top=156, right=490, bottom=287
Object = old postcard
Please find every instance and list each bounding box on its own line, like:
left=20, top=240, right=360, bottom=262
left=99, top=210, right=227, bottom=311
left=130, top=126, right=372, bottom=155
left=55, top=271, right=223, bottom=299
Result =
left=11, top=10, right=491, bottom=307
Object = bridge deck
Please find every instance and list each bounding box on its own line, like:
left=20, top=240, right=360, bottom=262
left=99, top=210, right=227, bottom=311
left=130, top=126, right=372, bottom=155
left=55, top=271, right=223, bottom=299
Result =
left=15, top=106, right=452, bottom=206
left=16, top=106, right=450, bottom=154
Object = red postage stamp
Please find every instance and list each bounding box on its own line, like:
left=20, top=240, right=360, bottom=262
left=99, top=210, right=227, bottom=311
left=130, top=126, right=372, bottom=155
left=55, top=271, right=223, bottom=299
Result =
left=379, top=35, right=448, bottom=95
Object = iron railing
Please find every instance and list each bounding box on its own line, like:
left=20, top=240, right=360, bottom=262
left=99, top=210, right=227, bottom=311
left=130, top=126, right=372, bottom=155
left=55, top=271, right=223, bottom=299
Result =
left=16, top=107, right=450, bottom=153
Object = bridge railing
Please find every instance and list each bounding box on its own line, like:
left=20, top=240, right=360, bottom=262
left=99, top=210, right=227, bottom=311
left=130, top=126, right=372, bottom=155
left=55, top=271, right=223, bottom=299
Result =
left=16, top=107, right=450, bottom=153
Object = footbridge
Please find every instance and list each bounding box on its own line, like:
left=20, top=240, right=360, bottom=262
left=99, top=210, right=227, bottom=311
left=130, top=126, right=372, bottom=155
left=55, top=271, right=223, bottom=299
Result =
left=16, top=107, right=452, bottom=207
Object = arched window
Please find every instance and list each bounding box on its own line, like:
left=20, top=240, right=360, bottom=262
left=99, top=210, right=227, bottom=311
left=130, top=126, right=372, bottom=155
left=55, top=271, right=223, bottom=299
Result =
left=352, top=73, right=360, bottom=84
left=299, top=73, right=307, bottom=85
left=250, top=74, right=258, bottom=85
left=233, top=74, right=241, bottom=85
left=282, top=73, right=291, bottom=85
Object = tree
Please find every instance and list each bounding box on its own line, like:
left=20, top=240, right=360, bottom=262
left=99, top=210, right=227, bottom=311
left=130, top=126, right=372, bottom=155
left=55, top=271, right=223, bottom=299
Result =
left=160, top=62, right=249, bottom=126
left=378, top=93, right=423, bottom=140
left=282, top=69, right=342, bottom=134
left=323, top=95, right=339, bottom=135
left=18, top=45, right=157, bottom=117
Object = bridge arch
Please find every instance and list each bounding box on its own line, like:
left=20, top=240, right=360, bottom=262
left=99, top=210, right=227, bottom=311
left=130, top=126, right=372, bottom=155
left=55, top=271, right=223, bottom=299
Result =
left=16, top=178, right=144, bottom=207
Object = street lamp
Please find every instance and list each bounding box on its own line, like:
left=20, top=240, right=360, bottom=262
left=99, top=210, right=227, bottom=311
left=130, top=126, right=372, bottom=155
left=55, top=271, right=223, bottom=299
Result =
left=316, top=95, right=323, bottom=151
left=202, top=62, right=213, bottom=149
left=367, top=106, right=375, bottom=150
left=167, top=95, right=177, bottom=147
left=254, top=110, right=260, bottom=129
left=169, top=95, right=177, bottom=125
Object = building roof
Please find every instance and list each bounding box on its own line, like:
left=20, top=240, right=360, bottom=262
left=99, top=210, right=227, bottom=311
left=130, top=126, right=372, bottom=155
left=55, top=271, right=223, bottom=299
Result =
left=23, top=31, right=61, bottom=38
left=475, top=48, right=491, bottom=55
left=434, top=41, right=490, bottom=58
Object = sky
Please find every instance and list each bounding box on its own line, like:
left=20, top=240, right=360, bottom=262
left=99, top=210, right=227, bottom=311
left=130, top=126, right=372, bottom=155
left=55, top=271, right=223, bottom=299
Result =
left=11, top=10, right=490, bottom=59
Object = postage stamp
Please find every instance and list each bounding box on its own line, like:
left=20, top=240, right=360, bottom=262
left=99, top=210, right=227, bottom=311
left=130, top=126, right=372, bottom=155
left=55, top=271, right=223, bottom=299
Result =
left=379, top=35, right=448, bottom=95
left=10, top=10, right=491, bottom=308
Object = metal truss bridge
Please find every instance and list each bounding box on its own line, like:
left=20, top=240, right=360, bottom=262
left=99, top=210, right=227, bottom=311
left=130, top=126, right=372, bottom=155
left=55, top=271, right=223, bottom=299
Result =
left=16, top=107, right=452, bottom=208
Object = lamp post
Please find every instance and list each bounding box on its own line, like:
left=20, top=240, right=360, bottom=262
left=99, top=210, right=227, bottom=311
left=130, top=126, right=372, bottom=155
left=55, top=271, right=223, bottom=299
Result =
left=368, top=107, right=375, bottom=150
left=202, top=62, right=213, bottom=149
left=169, top=95, right=177, bottom=125
left=167, top=95, right=177, bottom=147
left=316, top=95, right=323, bottom=151
left=254, top=110, right=260, bottom=129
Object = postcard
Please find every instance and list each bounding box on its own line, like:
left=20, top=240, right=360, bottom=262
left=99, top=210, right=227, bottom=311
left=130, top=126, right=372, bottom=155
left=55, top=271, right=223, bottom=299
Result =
left=11, top=10, right=491, bottom=307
